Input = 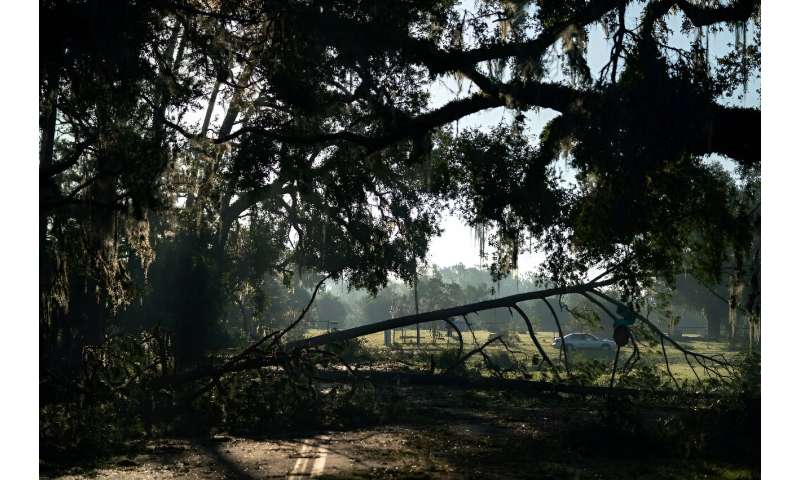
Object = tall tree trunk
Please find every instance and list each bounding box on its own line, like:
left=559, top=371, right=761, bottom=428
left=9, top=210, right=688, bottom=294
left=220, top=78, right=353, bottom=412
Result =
left=40, top=55, right=63, bottom=345
left=414, top=273, right=420, bottom=345
left=85, top=151, right=120, bottom=345
left=705, top=307, right=721, bottom=339
left=728, top=278, right=744, bottom=345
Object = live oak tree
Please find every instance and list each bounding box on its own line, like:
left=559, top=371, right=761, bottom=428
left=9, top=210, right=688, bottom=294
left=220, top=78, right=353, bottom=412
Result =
left=39, top=0, right=760, bottom=380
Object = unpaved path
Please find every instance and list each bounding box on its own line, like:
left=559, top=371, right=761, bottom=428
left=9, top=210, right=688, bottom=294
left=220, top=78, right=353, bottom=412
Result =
left=46, top=428, right=448, bottom=479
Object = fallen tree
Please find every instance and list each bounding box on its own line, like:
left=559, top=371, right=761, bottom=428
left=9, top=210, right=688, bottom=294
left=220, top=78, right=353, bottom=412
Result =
left=162, top=275, right=732, bottom=396
left=313, top=370, right=720, bottom=400
left=284, top=278, right=618, bottom=359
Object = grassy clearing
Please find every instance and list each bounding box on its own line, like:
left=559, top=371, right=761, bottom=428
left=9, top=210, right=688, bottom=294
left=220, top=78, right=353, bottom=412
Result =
left=305, top=328, right=746, bottom=383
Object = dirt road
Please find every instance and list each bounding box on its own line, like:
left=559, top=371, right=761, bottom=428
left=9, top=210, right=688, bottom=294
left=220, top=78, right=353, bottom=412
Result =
left=43, top=385, right=758, bottom=479
left=47, top=427, right=447, bottom=479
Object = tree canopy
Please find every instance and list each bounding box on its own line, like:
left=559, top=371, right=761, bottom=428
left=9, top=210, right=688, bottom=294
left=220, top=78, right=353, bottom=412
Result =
left=40, top=0, right=760, bottom=372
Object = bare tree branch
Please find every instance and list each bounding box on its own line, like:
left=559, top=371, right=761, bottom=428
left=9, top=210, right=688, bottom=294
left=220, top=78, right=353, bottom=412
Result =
left=510, top=305, right=559, bottom=378
left=542, top=298, right=570, bottom=376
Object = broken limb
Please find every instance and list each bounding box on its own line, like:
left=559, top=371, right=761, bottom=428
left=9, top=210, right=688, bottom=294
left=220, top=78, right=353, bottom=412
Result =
left=621, top=331, right=641, bottom=376
left=442, top=317, right=464, bottom=360
left=587, top=290, right=732, bottom=372
left=661, top=336, right=681, bottom=390
left=153, top=275, right=331, bottom=391
left=166, top=279, right=624, bottom=391
left=461, top=314, right=504, bottom=377
left=223, top=274, right=331, bottom=371
left=271, top=274, right=334, bottom=347
left=610, top=346, right=622, bottom=389
left=510, top=304, right=560, bottom=379
left=684, top=352, right=703, bottom=384
left=495, top=335, right=532, bottom=363
left=286, top=279, right=616, bottom=351
left=313, top=370, right=719, bottom=400
left=445, top=335, right=504, bottom=376
left=542, top=297, right=570, bottom=376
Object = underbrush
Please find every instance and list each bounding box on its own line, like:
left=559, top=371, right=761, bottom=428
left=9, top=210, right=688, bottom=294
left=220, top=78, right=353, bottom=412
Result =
left=40, top=332, right=760, bottom=471
left=566, top=353, right=760, bottom=465
left=40, top=336, right=403, bottom=466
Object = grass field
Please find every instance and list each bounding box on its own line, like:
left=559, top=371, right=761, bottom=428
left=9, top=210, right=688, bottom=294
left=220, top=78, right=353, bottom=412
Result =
left=305, top=326, right=747, bottom=383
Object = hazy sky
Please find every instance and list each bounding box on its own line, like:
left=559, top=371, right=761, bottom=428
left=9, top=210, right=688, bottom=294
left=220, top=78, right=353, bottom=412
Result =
left=424, top=4, right=759, bottom=273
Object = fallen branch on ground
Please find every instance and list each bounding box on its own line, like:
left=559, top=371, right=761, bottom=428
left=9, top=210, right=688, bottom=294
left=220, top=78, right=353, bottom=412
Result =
left=445, top=335, right=503, bottom=375
left=312, top=370, right=720, bottom=400
left=542, top=298, right=571, bottom=376
left=586, top=289, right=733, bottom=382
left=157, top=277, right=732, bottom=393
left=285, top=279, right=616, bottom=351
left=588, top=289, right=730, bottom=368
left=510, top=304, right=559, bottom=379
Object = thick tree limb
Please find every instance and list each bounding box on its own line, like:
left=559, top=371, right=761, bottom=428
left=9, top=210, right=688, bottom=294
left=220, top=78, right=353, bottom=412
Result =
left=676, top=0, right=758, bottom=28
left=294, top=0, right=620, bottom=75
left=696, top=105, right=760, bottom=168
left=443, top=317, right=464, bottom=361
left=286, top=279, right=615, bottom=351
left=542, top=298, right=570, bottom=376
left=510, top=304, right=559, bottom=378
left=445, top=335, right=503, bottom=376
left=313, top=370, right=718, bottom=400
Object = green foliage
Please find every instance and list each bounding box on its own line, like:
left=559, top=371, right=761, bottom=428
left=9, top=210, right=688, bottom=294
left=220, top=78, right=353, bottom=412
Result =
left=209, top=367, right=323, bottom=434
left=616, top=363, right=675, bottom=391
left=487, top=349, right=526, bottom=374
left=431, top=347, right=466, bottom=373
left=324, top=338, right=377, bottom=366
left=40, top=333, right=160, bottom=461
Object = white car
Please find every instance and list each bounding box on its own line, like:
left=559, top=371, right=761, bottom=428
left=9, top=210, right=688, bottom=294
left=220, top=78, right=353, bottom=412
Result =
left=552, top=333, right=615, bottom=351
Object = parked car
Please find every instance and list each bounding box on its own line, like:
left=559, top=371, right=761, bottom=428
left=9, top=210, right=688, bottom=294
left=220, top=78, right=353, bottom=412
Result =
left=552, top=333, right=615, bottom=351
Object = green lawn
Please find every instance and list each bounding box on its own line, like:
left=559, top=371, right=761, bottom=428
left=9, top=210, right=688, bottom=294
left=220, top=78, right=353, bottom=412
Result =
left=305, top=327, right=745, bottom=383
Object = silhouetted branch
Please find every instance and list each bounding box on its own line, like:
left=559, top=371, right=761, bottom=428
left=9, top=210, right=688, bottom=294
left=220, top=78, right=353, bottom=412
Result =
left=587, top=290, right=731, bottom=368
left=676, top=0, right=758, bottom=28
left=621, top=331, right=640, bottom=376
left=445, top=335, right=503, bottom=376
left=286, top=279, right=616, bottom=351
left=443, top=317, right=464, bottom=361
left=510, top=304, right=559, bottom=379
left=312, top=370, right=720, bottom=400
left=461, top=314, right=503, bottom=377
left=609, top=346, right=621, bottom=388
left=661, top=336, right=680, bottom=390
left=587, top=289, right=733, bottom=385
left=542, top=298, right=570, bottom=376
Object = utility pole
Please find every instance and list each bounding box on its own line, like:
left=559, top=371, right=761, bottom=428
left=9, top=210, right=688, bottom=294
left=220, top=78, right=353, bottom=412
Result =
left=414, top=271, right=420, bottom=345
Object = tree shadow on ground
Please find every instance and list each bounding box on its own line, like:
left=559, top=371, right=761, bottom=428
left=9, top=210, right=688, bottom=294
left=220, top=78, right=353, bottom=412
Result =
left=193, top=440, right=260, bottom=480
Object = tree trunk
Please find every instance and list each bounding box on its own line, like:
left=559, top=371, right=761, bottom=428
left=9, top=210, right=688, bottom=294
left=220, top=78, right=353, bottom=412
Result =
left=705, top=307, right=721, bottom=339
left=85, top=163, right=117, bottom=345
left=414, top=276, right=420, bottom=345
